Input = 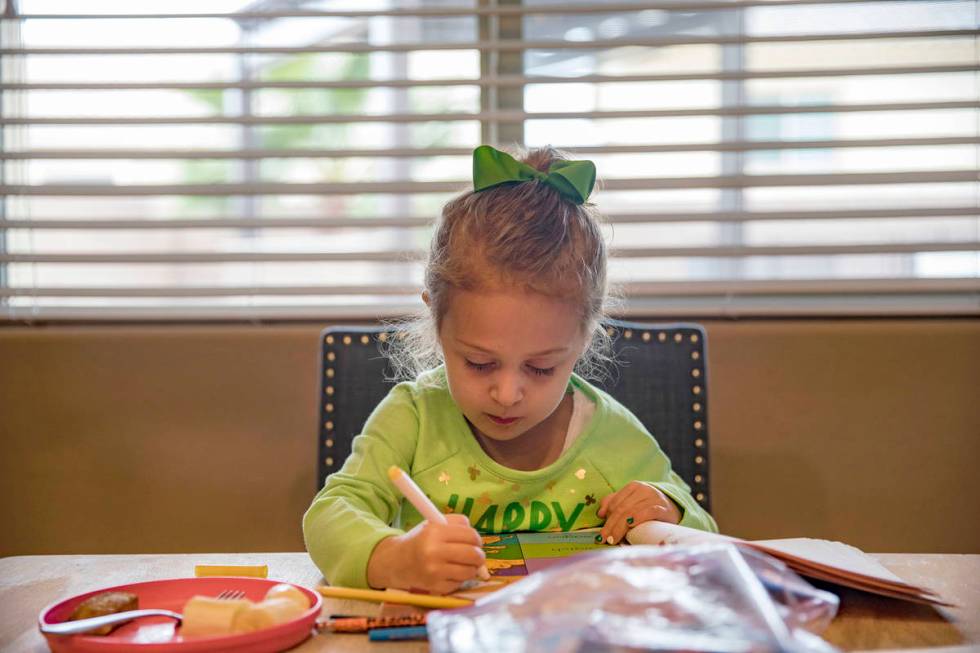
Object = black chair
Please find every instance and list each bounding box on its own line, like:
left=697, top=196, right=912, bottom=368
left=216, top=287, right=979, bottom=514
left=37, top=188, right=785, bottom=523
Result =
left=317, top=320, right=711, bottom=512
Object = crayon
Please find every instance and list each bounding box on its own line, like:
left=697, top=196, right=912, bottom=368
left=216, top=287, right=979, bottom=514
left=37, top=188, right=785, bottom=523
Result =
left=327, top=614, right=428, bottom=633
left=317, top=585, right=472, bottom=609
left=368, top=625, right=428, bottom=641
left=194, top=564, right=267, bottom=578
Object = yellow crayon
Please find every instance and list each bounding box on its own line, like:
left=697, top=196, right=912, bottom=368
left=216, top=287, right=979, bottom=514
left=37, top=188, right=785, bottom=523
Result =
left=316, top=585, right=472, bottom=610
left=194, top=564, right=268, bottom=578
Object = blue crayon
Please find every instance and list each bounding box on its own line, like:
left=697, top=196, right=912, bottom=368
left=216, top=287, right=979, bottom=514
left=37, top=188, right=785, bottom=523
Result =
left=368, top=625, right=428, bottom=641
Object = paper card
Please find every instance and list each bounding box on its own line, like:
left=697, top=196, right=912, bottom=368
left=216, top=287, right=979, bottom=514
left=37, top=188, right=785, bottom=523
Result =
left=482, top=531, right=605, bottom=576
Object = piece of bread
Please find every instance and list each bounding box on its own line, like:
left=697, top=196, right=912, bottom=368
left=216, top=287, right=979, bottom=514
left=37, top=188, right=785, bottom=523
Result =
left=179, top=596, right=251, bottom=637
left=68, top=591, right=139, bottom=636
left=232, top=598, right=305, bottom=634
left=263, top=584, right=309, bottom=610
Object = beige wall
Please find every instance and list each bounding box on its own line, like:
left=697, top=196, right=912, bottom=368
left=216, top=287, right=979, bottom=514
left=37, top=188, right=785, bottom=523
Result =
left=1, top=319, right=977, bottom=557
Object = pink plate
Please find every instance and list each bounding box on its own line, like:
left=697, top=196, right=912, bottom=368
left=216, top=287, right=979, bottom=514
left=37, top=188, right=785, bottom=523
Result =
left=38, top=577, right=322, bottom=653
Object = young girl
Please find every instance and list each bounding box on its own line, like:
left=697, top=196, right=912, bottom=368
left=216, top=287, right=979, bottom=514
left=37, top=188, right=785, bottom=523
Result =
left=303, top=145, right=717, bottom=594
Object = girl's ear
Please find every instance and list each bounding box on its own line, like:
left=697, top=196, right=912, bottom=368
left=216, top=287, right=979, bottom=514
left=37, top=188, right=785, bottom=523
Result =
left=421, top=290, right=431, bottom=306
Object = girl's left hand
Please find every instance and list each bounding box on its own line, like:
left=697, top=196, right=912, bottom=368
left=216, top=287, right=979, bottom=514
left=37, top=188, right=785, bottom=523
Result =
left=596, top=481, right=681, bottom=545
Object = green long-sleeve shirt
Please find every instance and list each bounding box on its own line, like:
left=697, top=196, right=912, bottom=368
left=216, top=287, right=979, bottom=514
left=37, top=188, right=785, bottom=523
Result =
left=303, top=367, right=718, bottom=588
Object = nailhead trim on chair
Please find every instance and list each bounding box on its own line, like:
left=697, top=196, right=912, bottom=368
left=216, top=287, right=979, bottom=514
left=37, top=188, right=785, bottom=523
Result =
left=600, top=323, right=711, bottom=510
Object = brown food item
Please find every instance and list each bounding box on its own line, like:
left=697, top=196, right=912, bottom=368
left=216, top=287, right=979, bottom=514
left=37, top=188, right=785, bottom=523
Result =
left=68, top=591, right=139, bottom=635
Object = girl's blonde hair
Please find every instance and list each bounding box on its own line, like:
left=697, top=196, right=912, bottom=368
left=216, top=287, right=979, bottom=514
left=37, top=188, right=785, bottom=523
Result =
left=385, top=145, right=613, bottom=381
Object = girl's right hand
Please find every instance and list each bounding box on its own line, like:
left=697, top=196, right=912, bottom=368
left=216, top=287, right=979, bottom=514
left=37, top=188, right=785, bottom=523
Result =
left=368, top=514, right=486, bottom=595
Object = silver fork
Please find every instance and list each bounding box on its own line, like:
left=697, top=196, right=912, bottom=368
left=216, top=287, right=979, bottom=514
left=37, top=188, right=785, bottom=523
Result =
left=40, top=590, right=247, bottom=636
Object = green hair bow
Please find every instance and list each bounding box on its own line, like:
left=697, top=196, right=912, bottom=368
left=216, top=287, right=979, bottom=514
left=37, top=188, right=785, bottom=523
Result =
left=472, top=145, right=596, bottom=205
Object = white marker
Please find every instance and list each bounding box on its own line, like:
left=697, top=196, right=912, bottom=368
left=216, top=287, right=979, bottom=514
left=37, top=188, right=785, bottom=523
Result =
left=387, top=466, right=490, bottom=581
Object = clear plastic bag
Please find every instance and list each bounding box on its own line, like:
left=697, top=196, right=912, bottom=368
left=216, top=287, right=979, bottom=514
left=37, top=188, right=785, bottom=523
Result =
left=427, top=542, right=839, bottom=653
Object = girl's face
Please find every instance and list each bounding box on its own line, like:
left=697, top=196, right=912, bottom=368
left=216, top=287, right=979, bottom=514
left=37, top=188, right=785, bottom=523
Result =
left=436, top=285, right=588, bottom=447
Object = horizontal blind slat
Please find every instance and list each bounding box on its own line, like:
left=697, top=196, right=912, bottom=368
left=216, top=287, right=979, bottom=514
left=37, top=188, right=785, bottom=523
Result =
left=3, top=207, right=978, bottom=230
left=2, top=29, right=976, bottom=55
left=4, top=64, right=977, bottom=90
left=626, top=278, right=980, bottom=296
left=3, top=171, right=976, bottom=196
left=0, top=285, right=421, bottom=298
left=2, top=252, right=424, bottom=263
left=5, top=137, right=980, bottom=160
left=4, top=242, right=977, bottom=264
left=5, top=101, right=976, bottom=126
left=6, top=296, right=978, bottom=323
left=4, top=278, right=979, bottom=299
left=6, top=0, right=944, bottom=20
left=0, top=217, right=431, bottom=229
left=612, top=242, right=980, bottom=258
left=619, top=296, right=980, bottom=318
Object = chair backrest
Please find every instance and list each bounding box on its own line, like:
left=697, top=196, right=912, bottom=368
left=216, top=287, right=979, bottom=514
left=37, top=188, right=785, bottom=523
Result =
left=318, top=320, right=710, bottom=512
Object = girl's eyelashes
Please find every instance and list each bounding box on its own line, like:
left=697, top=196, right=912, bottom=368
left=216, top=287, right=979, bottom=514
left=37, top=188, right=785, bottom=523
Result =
left=528, top=365, right=556, bottom=377
left=463, top=358, right=555, bottom=377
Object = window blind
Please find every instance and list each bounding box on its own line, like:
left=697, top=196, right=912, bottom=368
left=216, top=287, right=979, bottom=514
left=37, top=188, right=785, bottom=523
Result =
left=1, top=0, right=977, bottom=321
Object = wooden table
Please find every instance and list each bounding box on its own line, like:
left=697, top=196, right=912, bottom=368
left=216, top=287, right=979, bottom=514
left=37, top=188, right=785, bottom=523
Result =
left=1, top=552, right=977, bottom=653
